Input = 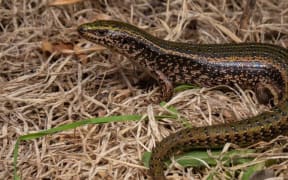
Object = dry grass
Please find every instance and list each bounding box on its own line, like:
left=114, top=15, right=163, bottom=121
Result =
left=1, top=0, right=288, bottom=179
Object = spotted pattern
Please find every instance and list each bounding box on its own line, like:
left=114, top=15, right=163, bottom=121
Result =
left=78, top=20, right=288, bottom=180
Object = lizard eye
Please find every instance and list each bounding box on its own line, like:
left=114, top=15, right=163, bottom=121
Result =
left=96, top=29, right=107, bottom=36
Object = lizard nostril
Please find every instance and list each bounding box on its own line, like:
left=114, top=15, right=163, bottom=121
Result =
left=77, top=26, right=84, bottom=34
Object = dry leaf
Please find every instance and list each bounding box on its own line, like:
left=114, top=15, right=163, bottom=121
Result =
left=41, top=40, right=74, bottom=55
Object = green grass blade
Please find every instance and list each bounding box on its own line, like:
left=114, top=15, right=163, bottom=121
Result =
left=241, top=162, right=266, bottom=180
left=13, top=114, right=142, bottom=179
left=13, top=139, right=20, bottom=180
left=174, top=84, right=198, bottom=92
left=143, top=149, right=255, bottom=168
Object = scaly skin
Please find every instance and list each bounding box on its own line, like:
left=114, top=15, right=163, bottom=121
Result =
left=77, top=20, right=288, bottom=179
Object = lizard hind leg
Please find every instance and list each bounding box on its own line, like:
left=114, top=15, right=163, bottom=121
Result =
left=255, top=82, right=280, bottom=105
left=155, top=70, right=174, bottom=101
